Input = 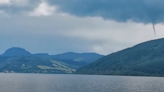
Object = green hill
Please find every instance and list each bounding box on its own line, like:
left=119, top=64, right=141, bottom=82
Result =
left=0, top=56, right=75, bottom=74
left=0, top=47, right=103, bottom=74
left=76, top=38, right=164, bottom=76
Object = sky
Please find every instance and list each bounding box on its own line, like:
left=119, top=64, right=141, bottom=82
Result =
left=0, top=0, right=164, bottom=55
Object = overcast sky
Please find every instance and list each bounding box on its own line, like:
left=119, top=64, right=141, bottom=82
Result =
left=0, top=0, right=164, bottom=55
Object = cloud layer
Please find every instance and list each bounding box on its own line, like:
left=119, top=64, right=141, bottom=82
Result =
left=0, top=0, right=164, bottom=55
left=1, top=0, right=164, bottom=24
left=49, top=0, right=164, bottom=24
left=0, top=0, right=41, bottom=15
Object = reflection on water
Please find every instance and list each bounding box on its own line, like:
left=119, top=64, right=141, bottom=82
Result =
left=0, top=73, right=164, bottom=92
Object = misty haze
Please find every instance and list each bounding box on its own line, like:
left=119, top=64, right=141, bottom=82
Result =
left=1, top=0, right=164, bottom=92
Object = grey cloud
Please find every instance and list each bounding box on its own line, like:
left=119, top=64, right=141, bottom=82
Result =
left=0, top=0, right=41, bottom=14
left=48, top=0, right=164, bottom=24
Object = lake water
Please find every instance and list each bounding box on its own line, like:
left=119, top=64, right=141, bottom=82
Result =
left=0, top=73, right=164, bottom=92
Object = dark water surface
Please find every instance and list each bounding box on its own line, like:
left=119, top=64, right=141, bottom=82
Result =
left=0, top=73, right=164, bottom=92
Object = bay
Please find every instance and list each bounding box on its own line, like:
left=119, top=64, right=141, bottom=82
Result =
left=0, top=73, right=164, bottom=92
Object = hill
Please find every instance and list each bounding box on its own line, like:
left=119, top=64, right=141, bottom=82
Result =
left=0, top=56, right=75, bottom=73
left=52, top=52, right=103, bottom=63
left=2, top=47, right=31, bottom=56
left=76, top=38, right=164, bottom=76
left=51, top=52, right=103, bottom=67
left=0, top=47, right=103, bottom=73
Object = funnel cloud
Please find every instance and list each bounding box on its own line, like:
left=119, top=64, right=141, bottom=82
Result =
left=153, top=24, right=156, bottom=37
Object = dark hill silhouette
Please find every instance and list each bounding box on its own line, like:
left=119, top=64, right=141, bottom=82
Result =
left=76, top=38, right=164, bottom=76
left=1, top=47, right=31, bottom=57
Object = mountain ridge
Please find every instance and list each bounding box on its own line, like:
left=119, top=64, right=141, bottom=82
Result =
left=0, top=47, right=103, bottom=73
left=76, top=38, right=164, bottom=76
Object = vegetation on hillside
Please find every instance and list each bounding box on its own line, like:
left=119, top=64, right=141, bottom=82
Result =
left=0, top=48, right=103, bottom=74
left=76, top=38, right=164, bottom=76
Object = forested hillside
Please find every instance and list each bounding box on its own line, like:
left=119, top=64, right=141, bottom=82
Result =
left=76, top=38, right=164, bottom=76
